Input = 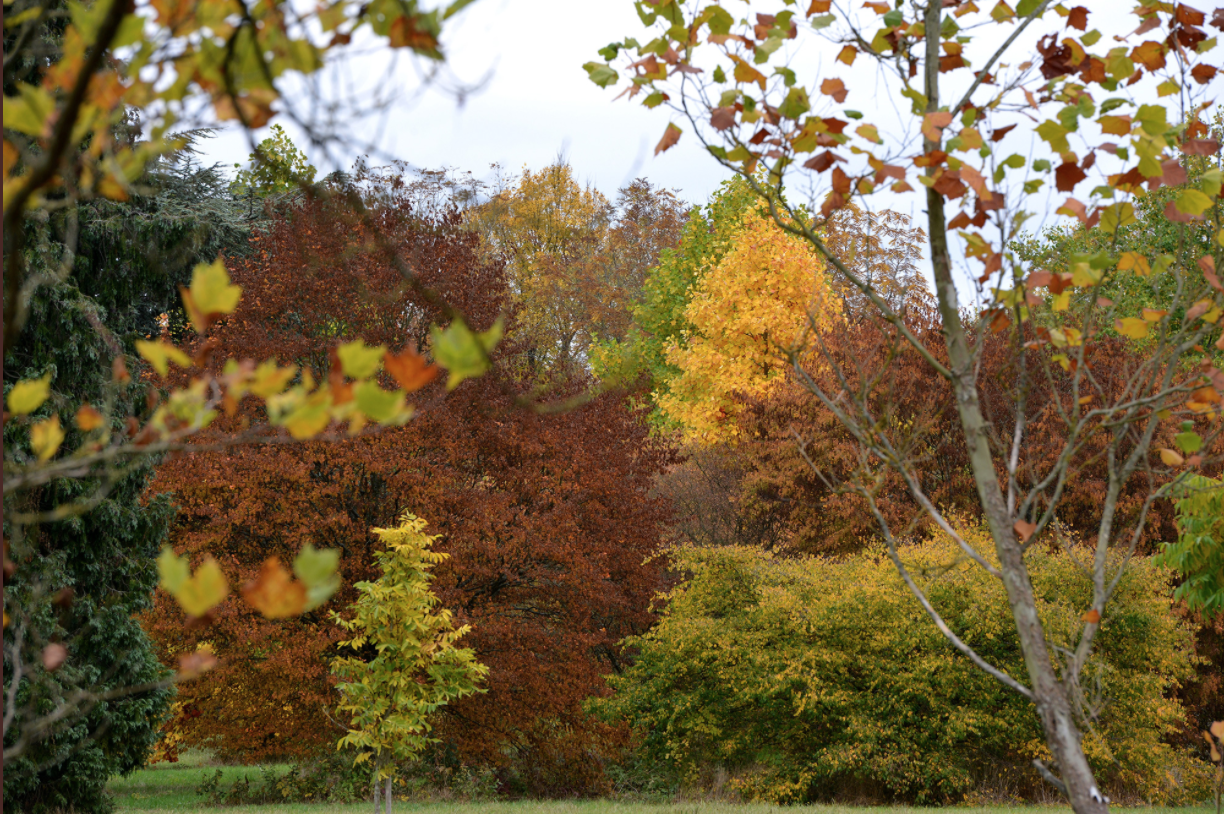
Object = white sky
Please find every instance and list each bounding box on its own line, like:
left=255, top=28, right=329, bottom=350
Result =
left=199, top=0, right=736, bottom=207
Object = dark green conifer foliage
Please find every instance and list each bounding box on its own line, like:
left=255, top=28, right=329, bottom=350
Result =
left=3, top=136, right=250, bottom=813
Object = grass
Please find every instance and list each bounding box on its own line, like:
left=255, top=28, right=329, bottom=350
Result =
left=109, top=755, right=1219, bottom=814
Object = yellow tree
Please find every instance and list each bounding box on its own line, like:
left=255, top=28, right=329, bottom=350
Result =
left=659, top=210, right=841, bottom=443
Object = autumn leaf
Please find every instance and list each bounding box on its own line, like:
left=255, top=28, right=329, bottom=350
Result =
left=431, top=317, right=503, bottom=390
left=820, top=77, right=848, bottom=103
left=181, top=258, right=242, bottom=334
left=30, top=415, right=65, bottom=461
left=294, top=543, right=341, bottom=611
left=178, top=648, right=219, bottom=680
left=242, top=557, right=307, bottom=619
left=1159, top=448, right=1185, bottom=466
left=1080, top=608, right=1100, bottom=624
left=336, top=340, right=387, bottom=379
left=1013, top=519, right=1037, bottom=542
left=159, top=549, right=229, bottom=618
left=655, top=123, right=681, bottom=156
left=75, top=404, right=104, bottom=432
left=384, top=346, right=439, bottom=392
left=136, top=340, right=192, bottom=377
left=836, top=45, right=857, bottom=65
left=1115, top=317, right=1150, bottom=339
left=42, top=643, right=69, bottom=671
left=922, top=111, right=953, bottom=142
left=7, top=373, right=52, bottom=415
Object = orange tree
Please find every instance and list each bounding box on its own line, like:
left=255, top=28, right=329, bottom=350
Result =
left=588, top=2, right=1224, bottom=811
left=144, top=169, right=676, bottom=794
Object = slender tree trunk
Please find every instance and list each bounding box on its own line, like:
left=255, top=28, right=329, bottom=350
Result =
left=372, top=754, right=381, bottom=814
left=919, top=4, right=1107, bottom=812
left=385, top=773, right=393, bottom=814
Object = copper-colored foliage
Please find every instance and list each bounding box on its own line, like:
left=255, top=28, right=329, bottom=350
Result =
left=146, top=169, right=675, bottom=792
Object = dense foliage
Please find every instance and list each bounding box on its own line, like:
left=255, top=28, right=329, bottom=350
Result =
left=598, top=529, right=1205, bottom=804
left=2, top=148, right=250, bottom=813
left=146, top=170, right=675, bottom=794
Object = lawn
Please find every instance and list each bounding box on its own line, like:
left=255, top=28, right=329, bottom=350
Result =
left=108, top=753, right=1219, bottom=814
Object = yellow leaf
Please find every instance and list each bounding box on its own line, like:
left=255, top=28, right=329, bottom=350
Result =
left=1141, top=308, right=1167, bottom=322
left=6, top=373, right=51, bottom=415
left=174, top=556, right=230, bottom=618
left=30, top=414, right=64, bottom=461
left=1159, top=448, right=1185, bottom=466
left=337, top=340, right=387, bottom=380
left=1115, top=317, right=1149, bottom=339
left=135, top=340, right=192, bottom=377
left=182, top=258, right=242, bottom=333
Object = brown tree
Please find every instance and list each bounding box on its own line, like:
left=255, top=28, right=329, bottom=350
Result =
left=145, top=169, right=675, bottom=793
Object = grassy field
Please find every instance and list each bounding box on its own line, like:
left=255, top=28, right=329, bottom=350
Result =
left=108, top=754, right=1219, bottom=814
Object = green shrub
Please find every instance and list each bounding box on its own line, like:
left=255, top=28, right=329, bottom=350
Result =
left=596, top=526, right=1210, bottom=804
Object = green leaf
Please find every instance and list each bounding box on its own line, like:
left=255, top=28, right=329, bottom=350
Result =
left=294, top=544, right=341, bottom=612
left=1176, top=431, right=1204, bottom=454
left=712, top=65, right=727, bottom=83
left=810, top=13, right=835, bottom=29
left=844, top=110, right=863, bottom=120
left=1099, top=97, right=1127, bottom=114
left=430, top=317, right=503, bottom=390
left=1100, top=202, right=1136, bottom=234
left=1135, top=104, right=1169, bottom=136
left=158, top=547, right=191, bottom=596
left=7, top=373, right=52, bottom=415
left=778, top=87, right=810, bottom=120
left=2, top=83, right=53, bottom=137
left=597, top=42, right=621, bottom=61
left=354, top=380, right=408, bottom=423
left=583, top=62, right=619, bottom=88
left=705, top=4, right=733, bottom=35
left=337, top=340, right=387, bottom=379
left=1035, top=120, right=1070, bottom=153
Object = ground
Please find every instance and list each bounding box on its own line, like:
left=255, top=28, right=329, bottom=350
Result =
left=107, top=754, right=1219, bottom=814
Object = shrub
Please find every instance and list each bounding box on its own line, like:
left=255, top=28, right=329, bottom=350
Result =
left=596, top=524, right=1210, bottom=804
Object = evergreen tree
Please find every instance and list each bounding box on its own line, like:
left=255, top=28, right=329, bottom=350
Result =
left=2, top=136, right=250, bottom=813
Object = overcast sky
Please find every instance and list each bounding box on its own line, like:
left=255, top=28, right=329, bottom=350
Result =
left=198, top=0, right=737, bottom=207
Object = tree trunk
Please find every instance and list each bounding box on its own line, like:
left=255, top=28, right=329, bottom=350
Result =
left=919, top=5, right=1108, bottom=812
left=385, top=773, right=393, bottom=814
left=372, top=754, right=381, bottom=814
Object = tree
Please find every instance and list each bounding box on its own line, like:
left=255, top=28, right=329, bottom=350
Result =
left=331, top=513, right=487, bottom=813
left=145, top=171, right=676, bottom=793
left=2, top=141, right=249, bottom=812
left=230, top=124, right=318, bottom=199
left=469, top=162, right=685, bottom=374
left=4, top=0, right=496, bottom=781
left=589, top=3, right=1224, bottom=811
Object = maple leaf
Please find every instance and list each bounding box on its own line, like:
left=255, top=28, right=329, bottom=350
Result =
left=384, top=346, right=439, bottom=392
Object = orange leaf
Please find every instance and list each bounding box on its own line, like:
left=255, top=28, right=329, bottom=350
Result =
left=820, top=78, right=848, bottom=103
left=75, top=404, right=104, bottom=432
left=836, top=45, right=858, bottom=65
left=655, top=123, right=681, bottom=156
left=178, top=648, right=218, bottom=680
left=242, top=557, right=307, bottom=619
left=1014, top=519, right=1037, bottom=542
left=1081, top=608, right=1100, bottom=624
left=922, top=111, right=953, bottom=142
left=384, top=347, right=439, bottom=393
left=42, top=643, right=68, bottom=671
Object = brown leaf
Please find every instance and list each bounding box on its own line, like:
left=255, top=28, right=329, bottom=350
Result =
left=807, top=0, right=832, bottom=12
left=1066, top=5, right=1089, bottom=29
left=384, top=346, right=439, bottom=393
left=830, top=166, right=852, bottom=195
left=42, top=643, right=68, bottom=672
left=990, top=124, right=1017, bottom=142
left=1081, top=608, right=1101, bottom=624
left=803, top=151, right=845, bottom=172
left=654, top=123, right=682, bottom=156
left=820, top=77, right=848, bottom=103
left=389, top=14, right=438, bottom=50
left=1014, top=519, right=1037, bottom=542
left=1176, top=3, right=1206, bottom=26
left=1200, top=255, right=1222, bottom=291
left=1190, top=63, right=1218, bottom=84
left=710, top=107, right=736, bottom=131
left=1182, top=138, right=1221, bottom=155
left=1213, top=8, right=1224, bottom=29
left=1131, top=40, right=1166, bottom=71
left=1158, top=158, right=1188, bottom=188
left=1055, top=161, right=1087, bottom=192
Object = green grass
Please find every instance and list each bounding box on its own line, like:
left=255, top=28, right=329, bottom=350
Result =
left=109, top=756, right=1218, bottom=814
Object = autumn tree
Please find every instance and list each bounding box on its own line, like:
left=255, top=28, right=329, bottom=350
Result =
left=588, top=2, right=1224, bottom=811
left=331, top=514, right=487, bottom=812
left=230, top=124, right=318, bottom=199
left=146, top=169, right=676, bottom=794
left=3, top=0, right=489, bottom=796
left=469, top=161, right=685, bottom=374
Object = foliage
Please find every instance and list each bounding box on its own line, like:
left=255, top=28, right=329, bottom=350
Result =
left=145, top=171, right=676, bottom=795
left=331, top=513, right=488, bottom=774
left=1164, top=476, right=1224, bottom=617
left=590, top=3, right=1224, bottom=810
left=230, top=125, right=318, bottom=199
left=599, top=528, right=1206, bottom=805
left=657, top=209, right=840, bottom=442
left=469, top=162, right=685, bottom=374
left=1, top=142, right=249, bottom=813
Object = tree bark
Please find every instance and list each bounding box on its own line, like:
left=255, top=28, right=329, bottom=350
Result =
left=920, top=3, right=1107, bottom=812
